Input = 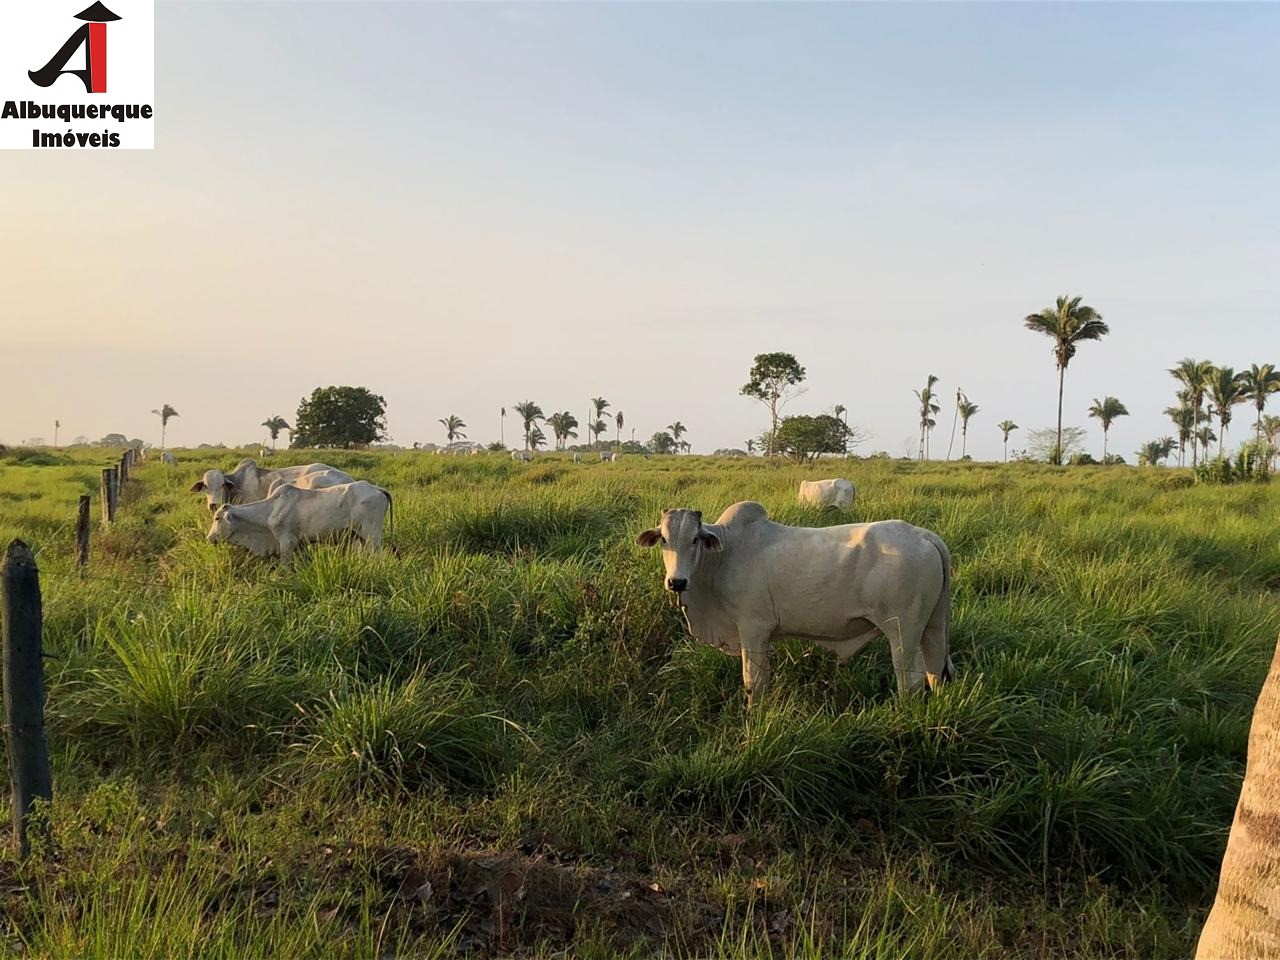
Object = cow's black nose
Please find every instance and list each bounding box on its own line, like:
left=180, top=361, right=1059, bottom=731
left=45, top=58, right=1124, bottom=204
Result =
left=209, top=503, right=218, bottom=512
left=667, top=578, right=687, bottom=592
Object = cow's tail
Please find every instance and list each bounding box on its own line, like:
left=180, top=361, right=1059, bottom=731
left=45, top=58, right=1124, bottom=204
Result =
left=381, top=487, right=394, bottom=549
left=923, top=531, right=955, bottom=685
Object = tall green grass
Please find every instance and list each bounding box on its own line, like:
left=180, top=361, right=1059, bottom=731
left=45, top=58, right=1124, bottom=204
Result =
left=0, top=448, right=1275, bottom=956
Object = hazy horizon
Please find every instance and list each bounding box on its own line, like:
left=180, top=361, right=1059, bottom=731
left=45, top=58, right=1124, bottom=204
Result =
left=3, top=2, right=1277, bottom=460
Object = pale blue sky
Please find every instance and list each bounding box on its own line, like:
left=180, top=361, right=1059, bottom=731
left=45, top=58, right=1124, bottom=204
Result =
left=3, top=2, right=1277, bottom=458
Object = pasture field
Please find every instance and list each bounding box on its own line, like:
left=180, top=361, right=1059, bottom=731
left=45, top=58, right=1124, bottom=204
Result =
left=1, top=448, right=1278, bottom=958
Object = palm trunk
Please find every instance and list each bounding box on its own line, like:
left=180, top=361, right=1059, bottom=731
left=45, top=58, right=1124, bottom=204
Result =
left=961, top=425, right=967, bottom=458
left=1103, top=428, right=1108, bottom=463
left=1055, top=364, right=1065, bottom=464
left=1004, top=437, right=1008, bottom=463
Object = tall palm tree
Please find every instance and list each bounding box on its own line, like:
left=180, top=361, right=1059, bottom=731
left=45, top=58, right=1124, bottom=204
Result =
left=997, top=420, right=1018, bottom=463
left=914, top=375, right=940, bottom=460
left=1023, top=296, right=1109, bottom=463
left=527, top=425, right=547, bottom=451
left=151, top=404, right=178, bottom=450
left=958, top=398, right=979, bottom=458
left=500, top=407, right=506, bottom=448
left=546, top=411, right=579, bottom=450
left=946, top=389, right=965, bottom=460
left=680, top=440, right=691, bottom=455
left=261, top=416, right=290, bottom=451
left=1206, top=366, right=1248, bottom=457
left=1138, top=437, right=1176, bottom=466
left=746, top=438, right=756, bottom=455
left=1164, top=393, right=1195, bottom=467
left=591, top=419, right=609, bottom=447
left=53, top=419, right=60, bottom=448
left=591, top=397, right=610, bottom=451
left=615, top=411, right=624, bottom=451
left=439, top=415, right=467, bottom=444
left=1086, top=396, right=1129, bottom=462
left=1169, top=358, right=1215, bottom=466
left=667, top=421, right=687, bottom=452
left=513, top=401, right=543, bottom=452
left=1241, top=363, right=1280, bottom=442
left=1262, top=415, right=1280, bottom=472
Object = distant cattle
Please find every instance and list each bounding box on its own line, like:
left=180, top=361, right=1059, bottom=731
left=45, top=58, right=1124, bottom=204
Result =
left=636, top=502, right=952, bottom=704
left=798, top=478, right=855, bottom=510
left=206, top=480, right=392, bottom=563
left=190, top=458, right=353, bottom=511
left=470, top=447, right=484, bottom=456
left=161, top=452, right=178, bottom=466
left=512, top=450, right=531, bottom=462
left=572, top=453, right=582, bottom=464
left=259, top=447, right=272, bottom=459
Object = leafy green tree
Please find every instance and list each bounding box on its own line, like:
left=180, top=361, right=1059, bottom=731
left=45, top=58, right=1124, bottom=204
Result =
left=513, top=401, right=543, bottom=452
left=958, top=399, right=979, bottom=458
left=261, top=416, right=290, bottom=451
left=997, top=419, right=1018, bottom=463
left=914, top=375, right=940, bottom=460
left=741, top=353, right=806, bottom=455
left=292, top=386, right=387, bottom=448
left=151, top=403, right=178, bottom=450
left=1169, top=358, right=1215, bottom=467
left=1027, top=426, right=1087, bottom=463
left=1206, top=366, right=1248, bottom=457
left=774, top=414, right=850, bottom=462
left=1241, top=363, right=1280, bottom=441
left=439, top=415, right=467, bottom=444
left=649, top=431, right=677, bottom=455
left=1024, top=296, right=1109, bottom=464
left=1086, top=396, right=1129, bottom=462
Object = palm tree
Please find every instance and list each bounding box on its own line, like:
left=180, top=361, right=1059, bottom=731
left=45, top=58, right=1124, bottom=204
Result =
left=151, top=404, right=178, bottom=450
left=591, top=419, right=609, bottom=447
left=439, top=415, right=467, bottom=444
left=1138, top=437, right=1176, bottom=466
left=546, top=411, right=579, bottom=450
left=1169, top=358, right=1215, bottom=466
left=513, top=401, right=543, bottom=452
left=615, top=411, right=624, bottom=451
left=1241, top=363, right=1280, bottom=442
left=53, top=419, right=60, bottom=448
left=1164, top=393, right=1195, bottom=466
left=1023, top=296, right=1109, bottom=463
left=500, top=407, right=506, bottom=448
left=1086, top=396, right=1129, bottom=462
left=1195, top=424, right=1217, bottom=454
left=958, top=399, right=979, bottom=458
left=591, top=397, right=610, bottom=450
left=527, top=425, right=547, bottom=451
left=914, top=375, right=940, bottom=460
left=261, top=416, right=290, bottom=451
left=1206, top=366, right=1248, bottom=457
left=746, top=439, right=756, bottom=455
left=650, top=431, right=677, bottom=455
left=1262, top=415, right=1280, bottom=472
left=997, top=420, right=1018, bottom=462
left=667, top=422, right=687, bottom=452
left=680, top=440, right=691, bottom=455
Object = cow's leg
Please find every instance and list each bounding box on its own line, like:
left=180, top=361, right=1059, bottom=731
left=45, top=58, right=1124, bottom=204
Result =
left=739, top=627, right=773, bottom=708
left=876, top=615, right=929, bottom=696
left=920, top=601, right=952, bottom=692
left=361, top=526, right=382, bottom=553
left=276, top=534, right=298, bottom=565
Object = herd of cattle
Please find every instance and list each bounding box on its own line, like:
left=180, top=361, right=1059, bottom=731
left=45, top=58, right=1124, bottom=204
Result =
left=165, top=456, right=950, bottom=701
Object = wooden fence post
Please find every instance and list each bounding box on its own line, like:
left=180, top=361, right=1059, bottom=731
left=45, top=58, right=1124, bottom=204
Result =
left=119, top=451, right=129, bottom=486
left=100, top=468, right=112, bottom=528
left=75, top=495, right=90, bottom=572
left=1, top=540, right=52, bottom=857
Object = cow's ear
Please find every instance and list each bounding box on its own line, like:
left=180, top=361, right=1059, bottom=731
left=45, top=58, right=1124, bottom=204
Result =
left=698, top=529, right=722, bottom=551
left=636, top=529, right=662, bottom=548
left=223, top=478, right=236, bottom=491
left=189, top=481, right=206, bottom=492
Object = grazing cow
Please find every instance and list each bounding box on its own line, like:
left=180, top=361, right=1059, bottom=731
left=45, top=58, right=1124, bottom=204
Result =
left=470, top=447, right=483, bottom=456
left=161, top=452, right=178, bottom=466
left=798, top=478, right=855, bottom=510
left=259, top=447, right=272, bottom=459
left=636, top=502, right=953, bottom=704
left=206, top=480, right=392, bottom=562
left=572, top=453, right=582, bottom=464
left=189, top=459, right=353, bottom=511
left=512, top=450, right=531, bottom=462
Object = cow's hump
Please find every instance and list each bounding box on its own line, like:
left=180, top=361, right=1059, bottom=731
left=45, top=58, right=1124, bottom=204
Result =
left=717, top=501, right=768, bottom=527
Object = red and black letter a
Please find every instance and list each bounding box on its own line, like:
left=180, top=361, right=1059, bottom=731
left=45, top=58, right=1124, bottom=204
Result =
left=29, top=2, right=121, bottom=94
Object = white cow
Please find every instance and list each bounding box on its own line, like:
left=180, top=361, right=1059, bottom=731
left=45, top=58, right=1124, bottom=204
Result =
left=189, top=459, right=353, bottom=511
left=512, top=450, right=531, bottom=462
left=206, top=480, right=392, bottom=562
left=636, top=501, right=953, bottom=704
left=798, top=478, right=855, bottom=510
left=572, top=453, right=582, bottom=464
left=161, top=452, right=178, bottom=466
left=259, top=447, right=272, bottom=459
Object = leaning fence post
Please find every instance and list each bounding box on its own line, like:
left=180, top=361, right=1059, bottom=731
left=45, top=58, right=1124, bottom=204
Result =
left=76, top=495, right=90, bottom=573
left=119, top=451, right=129, bottom=487
left=1, top=540, right=52, bottom=857
left=100, top=468, right=112, bottom=528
